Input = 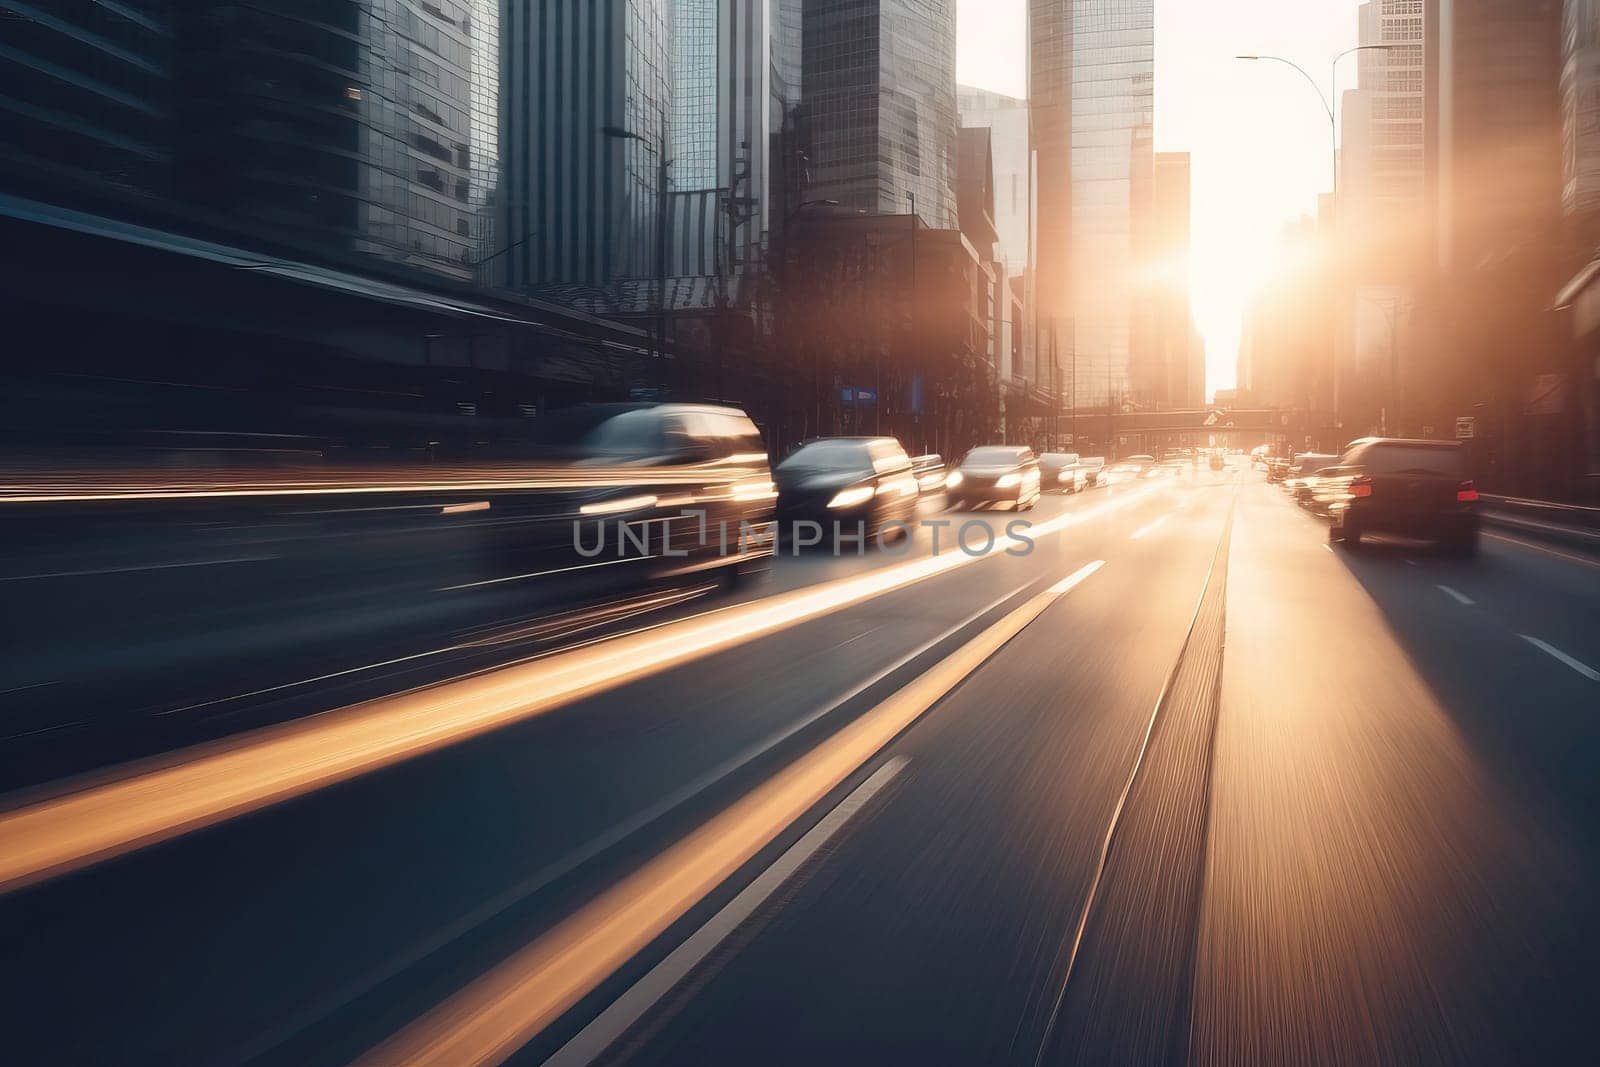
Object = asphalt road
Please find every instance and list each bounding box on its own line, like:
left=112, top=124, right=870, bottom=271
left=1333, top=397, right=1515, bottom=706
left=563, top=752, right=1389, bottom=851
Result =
left=0, top=463, right=1594, bottom=1065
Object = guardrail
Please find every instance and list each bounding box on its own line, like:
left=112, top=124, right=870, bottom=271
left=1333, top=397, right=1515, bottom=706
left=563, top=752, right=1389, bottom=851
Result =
left=1478, top=493, right=1600, bottom=554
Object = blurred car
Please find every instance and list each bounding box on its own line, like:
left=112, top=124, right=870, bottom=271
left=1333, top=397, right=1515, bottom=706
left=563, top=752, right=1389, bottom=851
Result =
left=910, top=453, right=948, bottom=495
left=549, top=402, right=778, bottom=581
left=946, top=446, right=1042, bottom=511
left=1079, top=456, right=1106, bottom=487
left=1301, top=465, right=1360, bottom=514
left=1282, top=453, right=1338, bottom=493
left=1291, top=464, right=1351, bottom=507
left=1038, top=452, right=1085, bottom=493
left=1266, top=456, right=1292, bottom=482
left=774, top=437, right=919, bottom=545
left=1327, top=439, right=1479, bottom=556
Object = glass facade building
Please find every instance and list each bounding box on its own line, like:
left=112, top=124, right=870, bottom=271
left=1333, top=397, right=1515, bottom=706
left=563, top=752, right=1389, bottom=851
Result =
left=674, top=0, right=722, bottom=190
left=802, top=0, right=958, bottom=229
left=2, top=0, right=787, bottom=302
left=1, top=1, right=501, bottom=285
left=1030, top=0, right=1154, bottom=409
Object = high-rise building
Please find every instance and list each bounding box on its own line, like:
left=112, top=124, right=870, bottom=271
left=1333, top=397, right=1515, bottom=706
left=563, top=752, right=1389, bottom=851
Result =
left=1432, top=0, right=1563, bottom=272
left=957, top=85, right=1032, bottom=380
left=802, top=0, right=959, bottom=228
left=503, top=1, right=671, bottom=291
left=1029, top=0, right=1156, bottom=409
left=1, top=1, right=502, bottom=285
left=1152, top=152, right=1202, bottom=409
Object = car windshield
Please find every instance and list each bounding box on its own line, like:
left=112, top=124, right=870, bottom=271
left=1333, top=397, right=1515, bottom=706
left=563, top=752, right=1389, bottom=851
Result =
left=1362, top=445, right=1464, bottom=476
left=777, top=441, right=871, bottom=471
left=963, top=447, right=1023, bottom=467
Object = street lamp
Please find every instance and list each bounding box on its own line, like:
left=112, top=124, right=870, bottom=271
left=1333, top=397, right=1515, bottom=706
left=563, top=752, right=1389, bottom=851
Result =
left=1236, top=44, right=1402, bottom=440
left=602, top=123, right=672, bottom=362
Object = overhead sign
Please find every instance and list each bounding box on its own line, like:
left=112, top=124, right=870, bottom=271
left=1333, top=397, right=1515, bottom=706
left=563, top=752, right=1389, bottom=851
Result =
left=1455, top=416, right=1476, bottom=439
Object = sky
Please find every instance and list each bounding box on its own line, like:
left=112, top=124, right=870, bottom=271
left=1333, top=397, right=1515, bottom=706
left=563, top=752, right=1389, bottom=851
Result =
left=955, top=0, right=1361, bottom=399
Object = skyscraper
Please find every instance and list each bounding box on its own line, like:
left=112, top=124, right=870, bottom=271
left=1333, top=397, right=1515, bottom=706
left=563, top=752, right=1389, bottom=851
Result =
left=1029, top=0, right=1156, bottom=409
left=958, top=85, right=1033, bottom=380
left=1153, top=152, right=1202, bottom=409
left=1341, top=1, right=1429, bottom=272
left=1432, top=0, right=1562, bottom=272
left=802, top=0, right=959, bottom=228
left=502, top=1, right=671, bottom=291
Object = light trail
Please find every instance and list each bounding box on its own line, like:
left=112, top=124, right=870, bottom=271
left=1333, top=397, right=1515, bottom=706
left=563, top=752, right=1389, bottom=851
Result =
left=355, top=561, right=1107, bottom=1067
left=0, top=491, right=1156, bottom=893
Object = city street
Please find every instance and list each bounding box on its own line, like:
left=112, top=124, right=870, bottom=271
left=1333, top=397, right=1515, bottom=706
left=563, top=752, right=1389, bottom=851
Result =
left=1, top=463, right=1594, bottom=1065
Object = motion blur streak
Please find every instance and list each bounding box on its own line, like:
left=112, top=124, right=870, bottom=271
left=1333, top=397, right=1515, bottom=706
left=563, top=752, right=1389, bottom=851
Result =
left=0, top=493, right=1150, bottom=894
left=356, top=563, right=1105, bottom=1067
left=0, top=463, right=764, bottom=503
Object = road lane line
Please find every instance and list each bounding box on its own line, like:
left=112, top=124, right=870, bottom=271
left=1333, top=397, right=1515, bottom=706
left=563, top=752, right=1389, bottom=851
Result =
left=355, top=562, right=1107, bottom=1067
left=1129, top=514, right=1170, bottom=541
left=1035, top=501, right=1234, bottom=1067
left=0, top=483, right=1150, bottom=895
left=1485, top=531, right=1600, bottom=569
left=225, top=590, right=1021, bottom=1064
left=1435, top=585, right=1476, bottom=606
left=542, top=757, right=911, bottom=1067
left=1049, top=559, right=1106, bottom=594
left=1518, top=635, right=1600, bottom=681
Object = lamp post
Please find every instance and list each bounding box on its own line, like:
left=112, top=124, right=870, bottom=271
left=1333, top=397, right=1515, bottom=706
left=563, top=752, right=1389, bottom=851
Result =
left=1236, top=45, right=1401, bottom=442
left=602, top=122, right=672, bottom=363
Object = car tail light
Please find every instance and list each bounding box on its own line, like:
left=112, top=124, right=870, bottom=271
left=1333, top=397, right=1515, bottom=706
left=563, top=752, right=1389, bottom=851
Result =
left=1349, top=476, right=1372, bottom=498
left=1456, top=480, right=1478, bottom=503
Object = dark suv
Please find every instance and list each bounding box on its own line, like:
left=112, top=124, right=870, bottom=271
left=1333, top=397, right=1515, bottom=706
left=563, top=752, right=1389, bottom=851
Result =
left=1327, top=438, right=1479, bottom=556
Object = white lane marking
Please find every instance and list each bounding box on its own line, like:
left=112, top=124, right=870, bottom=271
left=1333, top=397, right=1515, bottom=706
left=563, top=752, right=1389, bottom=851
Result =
left=542, top=757, right=911, bottom=1067
left=1048, top=560, right=1106, bottom=594
left=225, top=591, right=1019, bottom=1064
left=1129, top=514, right=1170, bottom=541
left=1404, top=559, right=1419, bottom=567
left=1518, top=635, right=1600, bottom=681
left=1323, top=544, right=1334, bottom=554
left=356, top=566, right=1107, bottom=1066
left=1034, top=500, right=1232, bottom=1066
left=1435, top=585, right=1475, bottom=606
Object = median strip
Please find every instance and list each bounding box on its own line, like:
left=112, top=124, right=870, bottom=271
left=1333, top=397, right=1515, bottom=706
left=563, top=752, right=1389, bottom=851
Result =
left=355, top=560, right=1107, bottom=1067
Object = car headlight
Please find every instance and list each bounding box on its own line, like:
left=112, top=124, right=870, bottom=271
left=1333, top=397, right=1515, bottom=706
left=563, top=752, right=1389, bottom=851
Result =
left=945, top=471, right=964, bottom=489
left=996, top=473, right=1021, bottom=489
left=827, top=485, right=875, bottom=509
